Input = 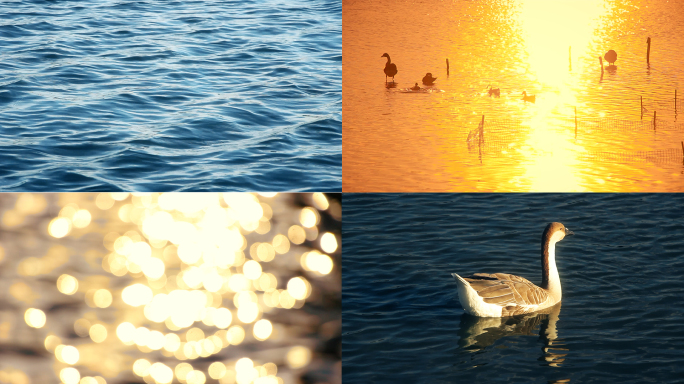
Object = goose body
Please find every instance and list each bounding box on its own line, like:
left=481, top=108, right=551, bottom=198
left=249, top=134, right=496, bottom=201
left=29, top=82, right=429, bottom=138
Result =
left=381, top=53, right=398, bottom=83
left=522, top=91, right=536, bottom=103
left=452, top=222, right=573, bottom=318
left=422, top=73, right=437, bottom=85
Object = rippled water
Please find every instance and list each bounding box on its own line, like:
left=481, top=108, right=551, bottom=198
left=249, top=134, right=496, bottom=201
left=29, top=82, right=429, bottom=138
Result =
left=342, top=193, right=684, bottom=383
left=0, top=0, right=341, bottom=191
left=343, top=0, right=684, bottom=192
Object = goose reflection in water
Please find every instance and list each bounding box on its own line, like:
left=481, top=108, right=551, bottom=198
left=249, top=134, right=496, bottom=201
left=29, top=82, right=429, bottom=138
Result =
left=457, top=303, right=568, bottom=367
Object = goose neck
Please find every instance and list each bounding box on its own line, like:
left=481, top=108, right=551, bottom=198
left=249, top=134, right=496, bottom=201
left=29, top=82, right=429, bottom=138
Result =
left=541, top=236, right=562, bottom=300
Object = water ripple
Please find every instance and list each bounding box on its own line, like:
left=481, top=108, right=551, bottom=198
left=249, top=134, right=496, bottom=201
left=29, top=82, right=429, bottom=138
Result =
left=0, top=0, right=341, bottom=191
left=343, top=193, right=684, bottom=383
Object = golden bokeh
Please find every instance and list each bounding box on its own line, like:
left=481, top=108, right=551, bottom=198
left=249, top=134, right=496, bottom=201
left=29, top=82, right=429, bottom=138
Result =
left=57, top=274, right=79, bottom=295
left=299, top=208, right=318, bottom=228
left=60, top=367, right=80, bottom=384
left=93, top=289, right=112, bottom=308
left=89, top=324, right=107, bottom=343
left=320, top=232, right=338, bottom=254
left=253, top=319, right=273, bottom=341
left=48, top=217, right=72, bottom=238
left=286, top=346, right=312, bottom=369
left=24, top=308, right=46, bottom=328
left=0, top=193, right=339, bottom=384
left=59, top=345, right=80, bottom=365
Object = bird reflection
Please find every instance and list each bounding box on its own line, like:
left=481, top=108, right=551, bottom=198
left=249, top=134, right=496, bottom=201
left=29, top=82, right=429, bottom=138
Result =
left=457, top=303, right=567, bottom=367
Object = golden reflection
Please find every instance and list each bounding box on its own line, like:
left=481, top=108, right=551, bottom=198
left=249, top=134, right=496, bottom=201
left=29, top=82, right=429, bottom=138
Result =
left=519, top=0, right=606, bottom=89
left=0, top=193, right=339, bottom=384
left=514, top=1, right=609, bottom=191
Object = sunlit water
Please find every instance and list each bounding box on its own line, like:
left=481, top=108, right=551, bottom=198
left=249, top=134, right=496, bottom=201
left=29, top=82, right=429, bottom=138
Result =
left=0, top=0, right=341, bottom=191
left=342, top=193, right=684, bottom=383
left=343, top=0, right=684, bottom=192
left=0, top=193, right=341, bottom=384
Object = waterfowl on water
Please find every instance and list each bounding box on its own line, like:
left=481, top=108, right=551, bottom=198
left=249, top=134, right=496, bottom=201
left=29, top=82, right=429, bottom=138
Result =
left=488, top=86, right=500, bottom=97
left=381, top=53, right=398, bottom=83
left=422, top=73, right=437, bottom=85
left=604, top=50, right=617, bottom=66
left=410, top=83, right=421, bottom=91
left=452, top=222, right=574, bottom=317
left=522, top=91, right=536, bottom=103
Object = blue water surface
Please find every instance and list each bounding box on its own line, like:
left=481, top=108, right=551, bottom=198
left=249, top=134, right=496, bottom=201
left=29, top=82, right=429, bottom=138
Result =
left=0, top=0, right=341, bottom=191
left=342, top=193, right=684, bottom=383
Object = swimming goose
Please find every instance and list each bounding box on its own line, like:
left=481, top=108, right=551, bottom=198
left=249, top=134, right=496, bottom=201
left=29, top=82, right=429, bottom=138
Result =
left=381, top=53, right=398, bottom=83
left=410, top=83, right=421, bottom=91
left=522, top=91, right=536, bottom=103
left=604, top=50, right=617, bottom=66
left=422, top=73, right=437, bottom=85
left=452, top=222, right=573, bottom=318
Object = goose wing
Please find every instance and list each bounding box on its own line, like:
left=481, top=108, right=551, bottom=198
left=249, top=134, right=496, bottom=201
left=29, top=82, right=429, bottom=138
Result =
left=463, top=273, right=549, bottom=315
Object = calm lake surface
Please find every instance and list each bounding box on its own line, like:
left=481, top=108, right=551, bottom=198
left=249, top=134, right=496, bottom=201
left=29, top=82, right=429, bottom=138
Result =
left=0, top=0, right=341, bottom=191
left=343, top=0, right=684, bottom=192
left=343, top=193, right=684, bottom=383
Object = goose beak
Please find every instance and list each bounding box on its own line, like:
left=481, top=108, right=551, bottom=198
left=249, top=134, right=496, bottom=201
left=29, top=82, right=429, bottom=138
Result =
left=565, top=228, right=574, bottom=236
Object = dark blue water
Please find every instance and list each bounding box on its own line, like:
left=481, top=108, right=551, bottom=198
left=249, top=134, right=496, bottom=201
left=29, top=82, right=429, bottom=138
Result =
left=343, top=193, right=684, bottom=383
left=0, top=0, right=341, bottom=191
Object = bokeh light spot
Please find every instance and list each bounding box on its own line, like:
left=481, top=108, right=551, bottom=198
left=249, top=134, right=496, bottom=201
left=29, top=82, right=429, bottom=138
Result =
left=60, top=367, right=81, bottom=384
left=49, top=217, right=72, bottom=238
left=286, top=346, right=312, bottom=369
left=24, top=308, right=46, bottom=328
left=57, top=274, right=79, bottom=295
left=89, top=324, right=107, bottom=343
left=253, top=319, right=273, bottom=341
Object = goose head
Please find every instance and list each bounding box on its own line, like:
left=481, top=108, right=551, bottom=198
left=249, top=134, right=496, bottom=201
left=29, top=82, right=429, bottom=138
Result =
left=381, top=53, right=390, bottom=59
left=542, top=222, right=574, bottom=244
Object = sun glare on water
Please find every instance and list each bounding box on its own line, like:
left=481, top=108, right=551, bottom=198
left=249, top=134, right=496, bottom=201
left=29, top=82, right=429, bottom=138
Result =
left=515, top=0, right=608, bottom=191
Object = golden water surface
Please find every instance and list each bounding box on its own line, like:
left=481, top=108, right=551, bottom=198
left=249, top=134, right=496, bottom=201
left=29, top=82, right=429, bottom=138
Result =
left=343, top=0, right=684, bottom=191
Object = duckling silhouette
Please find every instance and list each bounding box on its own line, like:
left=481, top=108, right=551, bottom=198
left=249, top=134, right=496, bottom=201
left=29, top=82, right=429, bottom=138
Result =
left=411, top=83, right=421, bottom=91
left=381, top=53, right=398, bottom=83
left=522, top=91, right=536, bottom=103
left=422, top=73, right=437, bottom=85
left=488, top=86, right=500, bottom=97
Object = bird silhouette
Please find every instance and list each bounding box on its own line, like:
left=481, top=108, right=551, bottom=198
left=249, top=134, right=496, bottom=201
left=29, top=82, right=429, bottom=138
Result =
left=488, top=86, right=500, bottom=97
left=411, top=83, right=421, bottom=91
left=381, top=53, right=398, bottom=83
left=422, top=73, right=437, bottom=85
left=522, top=91, right=536, bottom=103
left=604, top=50, right=617, bottom=66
